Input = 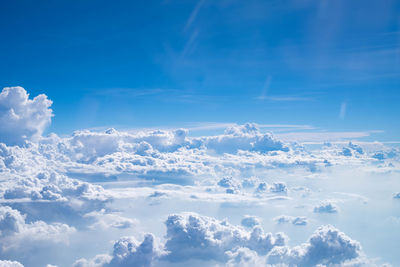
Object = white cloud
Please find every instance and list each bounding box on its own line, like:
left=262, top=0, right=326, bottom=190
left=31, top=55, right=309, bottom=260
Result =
left=0, top=206, right=75, bottom=253
left=226, top=247, right=263, bottom=267
left=83, top=209, right=136, bottom=230
left=200, top=123, right=289, bottom=154
left=255, top=182, right=288, bottom=196
left=1, top=170, right=109, bottom=205
left=163, top=213, right=287, bottom=262
left=73, top=214, right=372, bottom=267
left=73, top=254, right=112, bottom=267
left=0, top=260, right=24, bottom=267
left=266, top=225, right=361, bottom=266
left=0, top=85, right=398, bottom=266
left=274, top=215, right=308, bottom=226
left=269, top=183, right=288, bottom=194
left=0, top=87, right=53, bottom=145
left=217, top=177, right=241, bottom=194
left=73, top=234, right=163, bottom=267
left=313, top=201, right=340, bottom=214
left=74, top=213, right=287, bottom=266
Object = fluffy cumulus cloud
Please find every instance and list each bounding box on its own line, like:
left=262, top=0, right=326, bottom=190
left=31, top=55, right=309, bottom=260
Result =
left=1, top=171, right=107, bottom=203
left=1, top=104, right=397, bottom=186
left=313, top=201, right=340, bottom=214
left=74, top=213, right=288, bottom=266
left=0, top=260, right=24, bottom=267
left=0, top=87, right=53, bottom=145
left=0, top=169, right=110, bottom=227
left=72, top=254, right=112, bottom=267
left=1, top=87, right=399, bottom=266
left=226, top=247, right=264, bottom=266
left=83, top=209, right=136, bottom=230
left=198, top=123, right=289, bottom=154
left=74, top=213, right=368, bottom=267
left=0, top=205, right=75, bottom=253
left=163, top=213, right=287, bottom=262
left=0, top=120, right=398, bottom=265
left=255, top=182, right=288, bottom=196
left=266, top=225, right=362, bottom=266
left=73, top=234, right=163, bottom=267
left=106, top=234, right=163, bottom=267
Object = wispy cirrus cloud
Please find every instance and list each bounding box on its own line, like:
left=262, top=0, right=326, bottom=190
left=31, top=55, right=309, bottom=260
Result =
left=184, top=0, right=205, bottom=32
left=256, top=75, right=315, bottom=102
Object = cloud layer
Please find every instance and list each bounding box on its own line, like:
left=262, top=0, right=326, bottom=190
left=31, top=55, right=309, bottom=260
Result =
left=0, top=87, right=399, bottom=266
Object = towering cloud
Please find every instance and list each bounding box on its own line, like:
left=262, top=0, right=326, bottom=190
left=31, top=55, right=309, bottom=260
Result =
left=0, top=87, right=53, bottom=145
left=163, top=213, right=286, bottom=262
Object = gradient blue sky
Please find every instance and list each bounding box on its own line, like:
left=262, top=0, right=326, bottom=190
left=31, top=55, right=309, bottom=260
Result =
left=1, top=0, right=399, bottom=140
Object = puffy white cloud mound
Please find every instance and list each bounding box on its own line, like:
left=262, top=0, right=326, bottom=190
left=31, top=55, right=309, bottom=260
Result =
left=0, top=171, right=109, bottom=208
left=226, top=247, right=263, bottom=266
left=0, top=87, right=53, bottom=145
left=73, top=254, right=112, bottom=267
left=163, top=213, right=287, bottom=262
left=313, top=201, right=340, bottom=214
left=107, top=234, right=163, bottom=267
left=267, top=225, right=362, bottom=266
left=74, top=214, right=369, bottom=267
left=73, top=234, right=163, bottom=267
left=291, top=217, right=308, bottom=226
left=217, top=177, right=242, bottom=194
left=0, top=171, right=111, bottom=227
left=255, top=182, right=288, bottom=196
left=0, top=260, right=24, bottom=267
left=269, top=182, right=288, bottom=194
left=61, top=128, right=189, bottom=163
left=83, top=209, right=136, bottom=230
left=0, top=206, right=75, bottom=252
left=39, top=123, right=289, bottom=168
left=74, top=213, right=288, bottom=266
left=198, top=123, right=289, bottom=154
left=0, top=85, right=397, bottom=266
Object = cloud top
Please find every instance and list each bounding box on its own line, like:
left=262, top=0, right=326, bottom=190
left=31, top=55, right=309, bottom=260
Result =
left=0, top=87, right=53, bottom=145
left=267, top=224, right=361, bottom=266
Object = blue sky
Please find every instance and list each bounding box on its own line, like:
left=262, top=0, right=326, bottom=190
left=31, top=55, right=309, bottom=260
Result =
left=1, top=0, right=399, bottom=140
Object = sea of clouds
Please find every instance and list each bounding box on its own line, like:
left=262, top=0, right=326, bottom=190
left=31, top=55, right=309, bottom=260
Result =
left=0, top=87, right=399, bottom=267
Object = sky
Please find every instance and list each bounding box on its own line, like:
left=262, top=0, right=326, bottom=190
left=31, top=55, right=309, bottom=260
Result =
left=1, top=1, right=400, bottom=267
left=1, top=0, right=399, bottom=141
